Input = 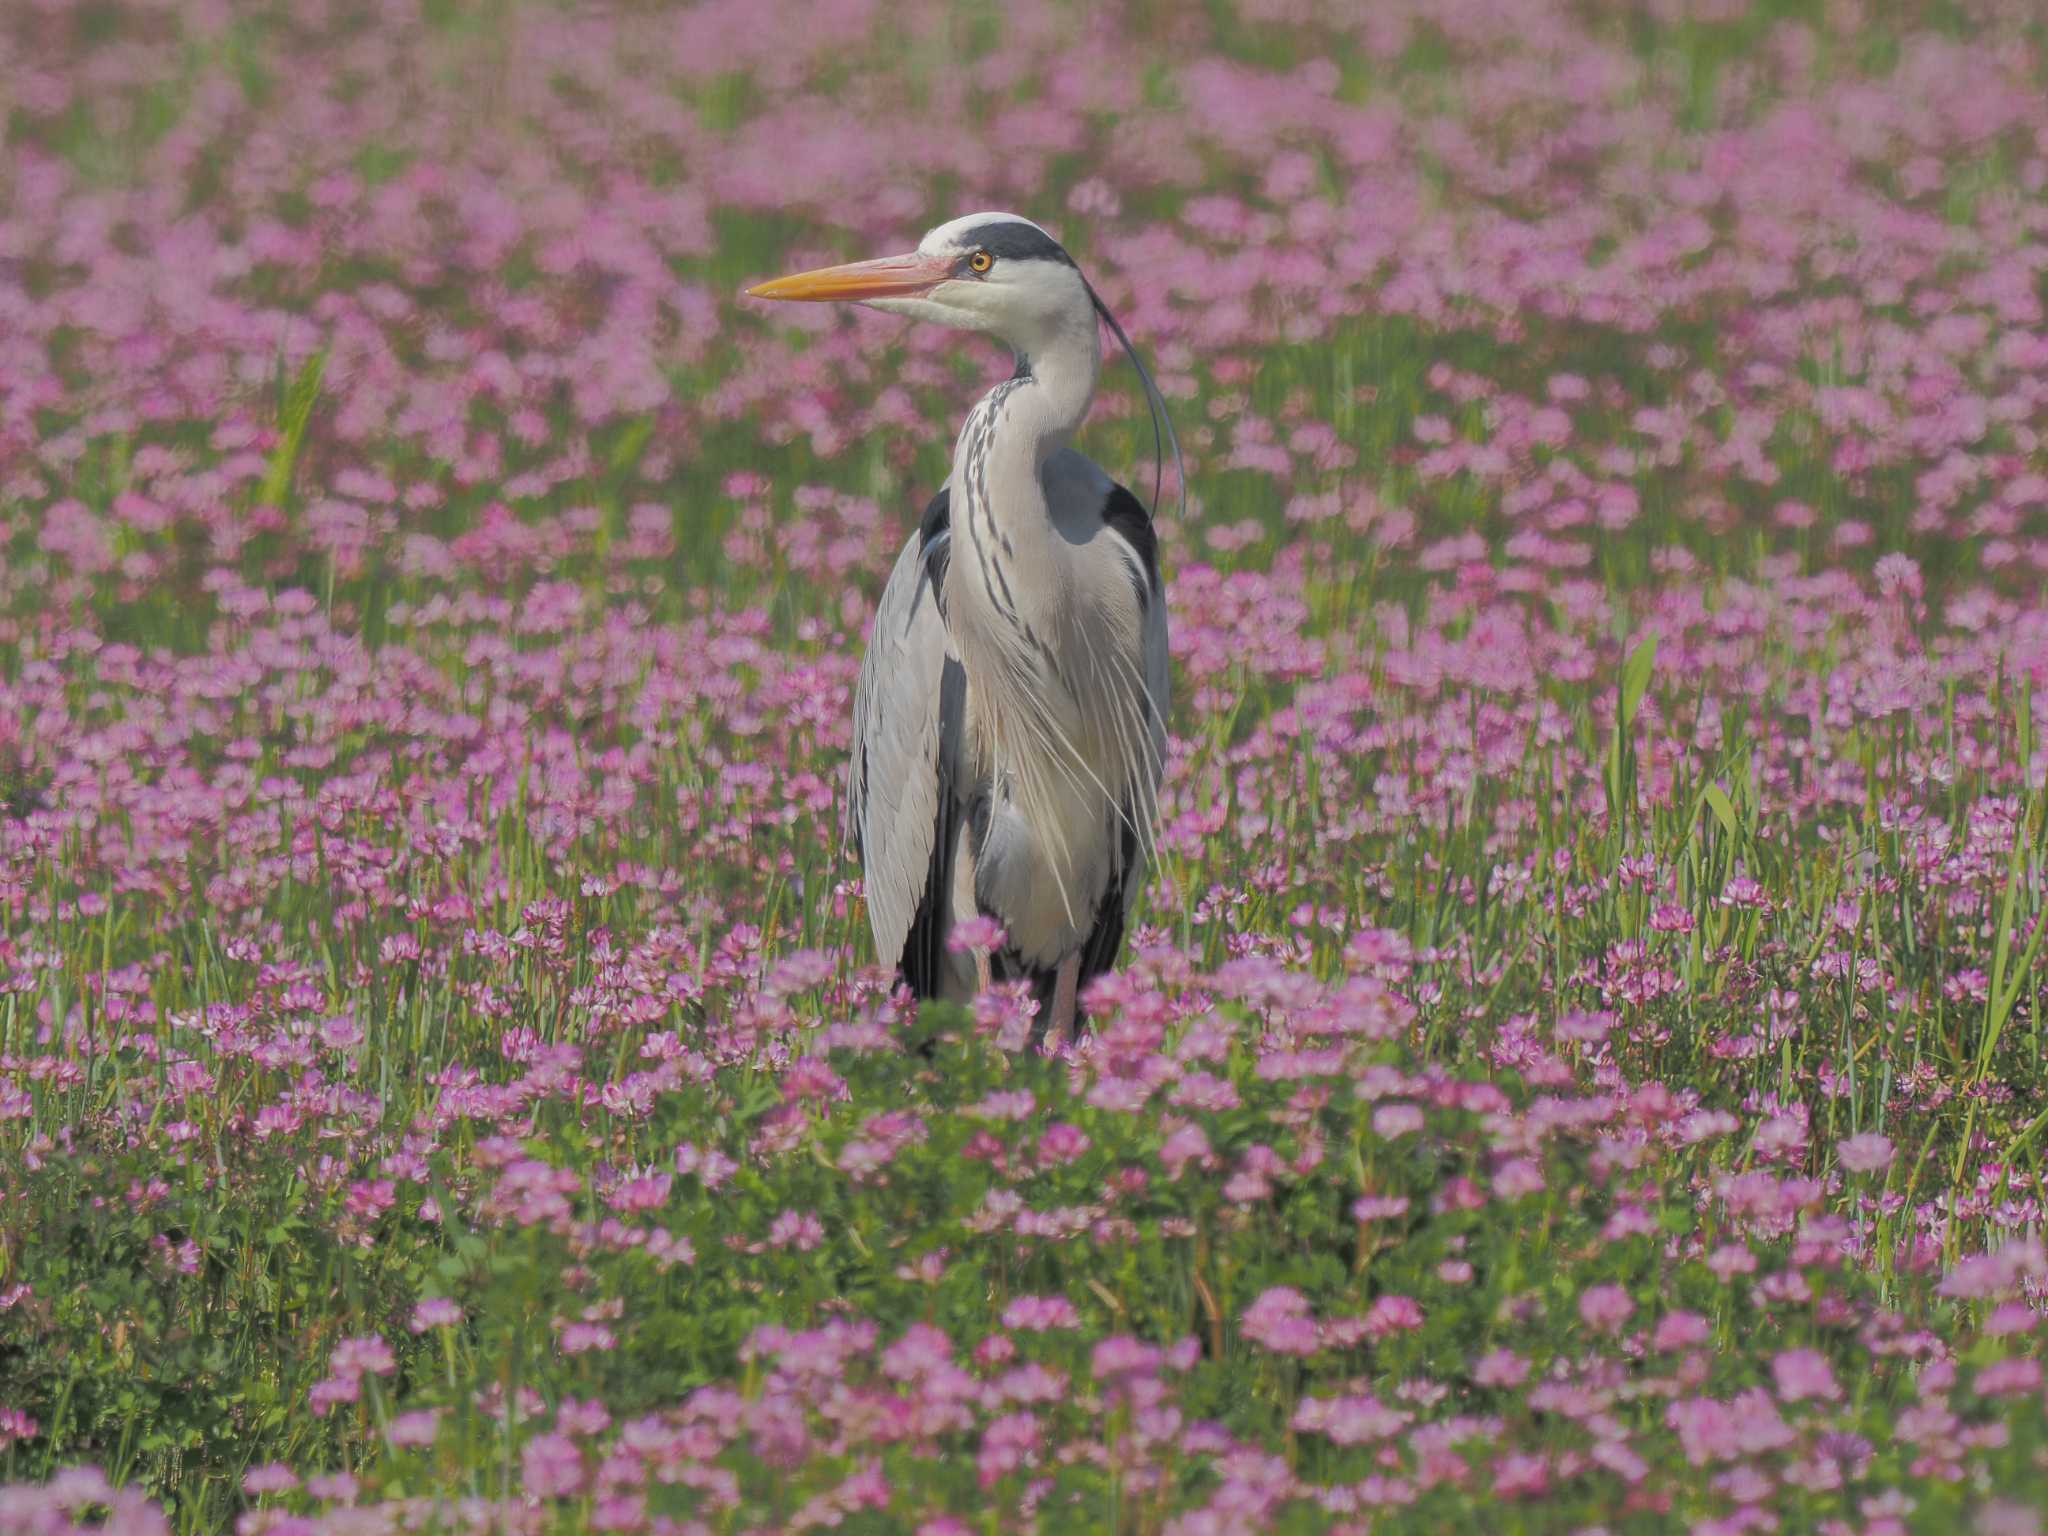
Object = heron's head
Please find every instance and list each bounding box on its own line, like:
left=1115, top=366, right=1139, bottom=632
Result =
left=748, top=212, right=1095, bottom=358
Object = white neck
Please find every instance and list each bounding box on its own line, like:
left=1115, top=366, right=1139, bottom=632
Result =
left=1005, top=310, right=1101, bottom=461
left=949, top=313, right=1100, bottom=625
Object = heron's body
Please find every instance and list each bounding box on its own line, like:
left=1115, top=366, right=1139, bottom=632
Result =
left=854, top=450, right=1167, bottom=1011
left=751, top=212, right=1175, bottom=1038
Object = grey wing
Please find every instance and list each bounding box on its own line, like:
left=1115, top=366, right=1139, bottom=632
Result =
left=846, top=491, right=966, bottom=993
left=1072, top=472, right=1171, bottom=985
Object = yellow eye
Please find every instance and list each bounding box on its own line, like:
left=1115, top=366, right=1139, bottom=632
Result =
left=968, top=250, right=993, bottom=274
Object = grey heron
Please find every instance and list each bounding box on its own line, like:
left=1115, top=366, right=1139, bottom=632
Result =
left=749, top=212, right=1176, bottom=1042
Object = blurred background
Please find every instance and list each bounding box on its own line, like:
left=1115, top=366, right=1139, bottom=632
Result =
left=5, top=0, right=2046, bottom=644
left=4, top=0, right=2048, bottom=1527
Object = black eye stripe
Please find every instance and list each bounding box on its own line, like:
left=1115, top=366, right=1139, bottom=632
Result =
left=943, top=224, right=1079, bottom=279
left=967, top=221, right=1077, bottom=267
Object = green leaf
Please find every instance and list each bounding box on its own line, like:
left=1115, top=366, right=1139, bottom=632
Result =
left=1703, top=783, right=1738, bottom=839
left=608, top=414, right=656, bottom=474
left=1620, top=633, right=1659, bottom=729
left=260, top=348, right=327, bottom=507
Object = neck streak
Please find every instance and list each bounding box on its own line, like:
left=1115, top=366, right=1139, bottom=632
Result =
left=950, top=320, right=1098, bottom=644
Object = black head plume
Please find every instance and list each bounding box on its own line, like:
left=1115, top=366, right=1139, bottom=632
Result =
left=1084, top=280, right=1185, bottom=527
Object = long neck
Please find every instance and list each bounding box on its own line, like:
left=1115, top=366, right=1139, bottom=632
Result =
left=1003, top=317, right=1100, bottom=464
left=950, top=319, right=1100, bottom=641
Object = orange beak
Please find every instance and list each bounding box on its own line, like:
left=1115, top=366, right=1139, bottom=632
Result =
left=747, top=251, right=953, bottom=303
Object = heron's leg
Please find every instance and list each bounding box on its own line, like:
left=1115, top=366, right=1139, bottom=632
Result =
left=975, top=949, right=994, bottom=994
left=1051, top=953, right=1082, bottom=1043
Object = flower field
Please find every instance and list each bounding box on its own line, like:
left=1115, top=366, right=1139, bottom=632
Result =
left=4, top=0, right=2048, bottom=1529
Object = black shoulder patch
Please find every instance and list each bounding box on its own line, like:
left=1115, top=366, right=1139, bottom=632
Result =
left=1101, top=481, right=1159, bottom=606
left=973, top=220, right=1077, bottom=268
left=900, top=653, right=967, bottom=998
left=911, top=487, right=951, bottom=624
left=918, top=486, right=950, bottom=550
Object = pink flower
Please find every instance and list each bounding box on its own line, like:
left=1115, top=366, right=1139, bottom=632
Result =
left=767, top=1210, right=825, bottom=1251
left=1036, top=1123, right=1092, bottom=1167
left=1983, top=1302, right=2038, bottom=1338
left=559, top=1322, right=617, bottom=1355
left=1578, top=1284, right=1635, bottom=1335
left=1754, top=1112, right=1807, bottom=1161
left=1836, top=1132, right=1895, bottom=1174
left=1938, top=1238, right=2048, bottom=1300
left=1090, top=1336, right=1165, bottom=1382
left=1371, top=1103, right=1424, bottom=1139
left=1001, top=1295, right=1081, bottom=1332
left=1873, top=552, right=1923, bottom=601
left=1667, top=1396, right=1739, bottom=1465
left=1472, top=1349, right=1529, bottom=1388
left=1492, top=1452, right=1549, bottom=1499
left=329, top=1334, right=396, bottom=1380
left=241, top=1464, right=298, bottom=1496
left=1773, top=1348, right=1841, bottom=1403
left=881, top=1323, right=956, bottom=1381
left=1650, top=903, right=1694, bottom=933
left=1973, top=1358, right=2042, bottom=1399
left=973, top=1335, right=1017, bottom=1369
left=306, top=1472, right=357, bottom=1502
left=307, top=1376, right=359, bottom=1417
left=1556, top=1010, right=1615, bottom=1043
left=1653, top=1311, right=1711, bottom=1351
left=412, top=1297, right=463, bottom=1332
left=1491, top=1158, right=1545, bottom=1199
left=521, top=1431, right=586, bottom=1499
left=1363, top=1294, right=1424, bottom=1337
left=606, top=1170, right=672, bottom=1212
left=947, top=915, right=1008, bottom=954
left=1241, top=1287, right=1319, bottom=1356
left=674, top=1144, right=739, bottom=1189
left=1707, top=1243, right=1758, bottom=1282
left=976, top=1412, right=1042, bottom=1490
left=1292, top=1393, right=1410, bottom=1445
left=1159, top=1124, right=1215, bottom=1180
left=1975, top=1503, right=2044, bottom=1536
left=386, top=1409, right=441, bottom=1449
left=969, top=1090, right=1036, bottom=1122
left=1352, top=1194, right=1411, bottom=1221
